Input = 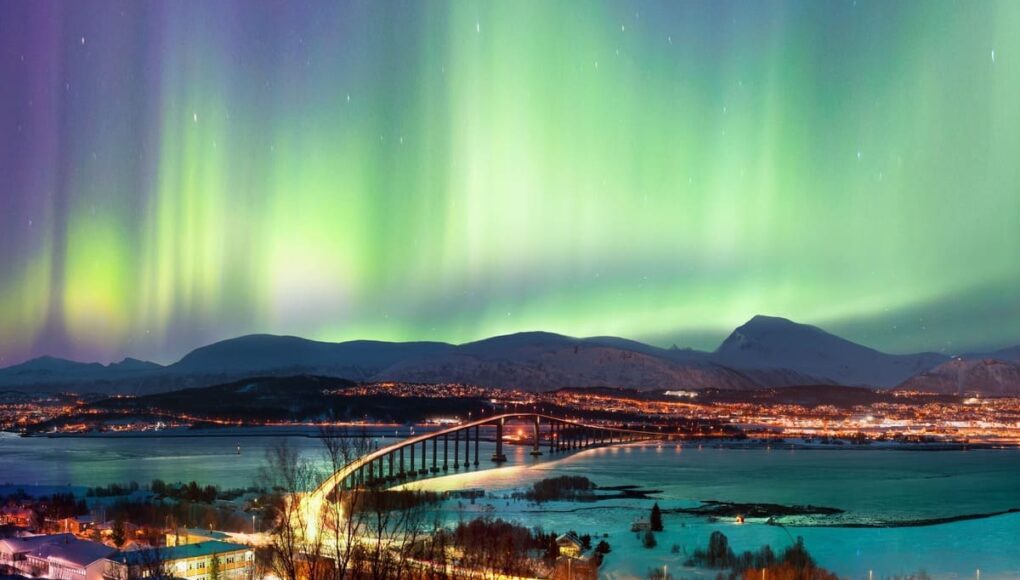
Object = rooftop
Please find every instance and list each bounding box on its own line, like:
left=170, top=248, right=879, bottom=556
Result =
left=0, top=534, right=74, bottom=554
left=30, top=537, right=116, bottom=567
left=111, top=541, right=249, bottom=566
left=174, top=527, right=230, bottom=540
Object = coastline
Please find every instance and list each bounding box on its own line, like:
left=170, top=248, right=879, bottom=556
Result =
left=7, top=428, right=1011, bottom=450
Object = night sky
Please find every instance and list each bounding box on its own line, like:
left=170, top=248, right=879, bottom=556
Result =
left=1, top=1, right=1018, bottom=365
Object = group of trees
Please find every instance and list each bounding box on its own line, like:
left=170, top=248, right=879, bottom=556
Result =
left=521, top=475, right=596, bottom=502
left=99, top=495, right=249, bottom=533
left=431, top=518, right=560, bottom=577
left=682, top=531, right=839, bottom=580
left=88, top=479, right=253, bottom=503
left=150, top=479, right=250, bottom=503
left=35, top=492, right=89, bottom=520
left=87, top=482, right=141, bottom=498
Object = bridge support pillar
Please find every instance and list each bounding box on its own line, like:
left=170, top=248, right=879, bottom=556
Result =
left=431, top=437, right=439, bottom=473
left=399, top=447, right=405, bottom=478
left=454, top=429, right=460, bottom=469
left=443, top=434, right=449, bottom=471
left=388, top=452, right=394, bottom=481
left=420, top=440, right=428, bottom=475
left=492, top=418, right=507, bottom=463
left=474, top=425, right=480, bottom=465
left=530, top=416, right=543, bottom=456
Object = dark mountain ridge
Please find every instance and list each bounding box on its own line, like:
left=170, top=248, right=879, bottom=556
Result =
left=2, top=316, right=1016, bottom=395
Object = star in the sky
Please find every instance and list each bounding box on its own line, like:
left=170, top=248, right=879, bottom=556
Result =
left=476, top=21, right=480, bottom=34
left=80, top=36, right=86, bottom=45
left=991, top=49, right=995, bottom=63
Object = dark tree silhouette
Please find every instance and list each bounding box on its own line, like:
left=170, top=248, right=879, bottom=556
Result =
left=111, top=518, right=127, bottom=548
left=650, top=502, right=664, bottom=531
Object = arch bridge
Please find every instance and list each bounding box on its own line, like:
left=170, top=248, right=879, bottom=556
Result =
left=302, top=413, right=670, bottom=535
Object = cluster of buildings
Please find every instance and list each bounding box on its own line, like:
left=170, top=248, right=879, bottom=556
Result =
left=329, top=382, right=511, bottom=399
left=12, top=378, right=1020, bottom=446
left=0, top=531, right=253, bottom=580
left=0, top=393, right=83, bottom=431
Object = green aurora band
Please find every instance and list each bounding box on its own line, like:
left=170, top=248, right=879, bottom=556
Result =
left=1, top=0, right=1018, bottom=363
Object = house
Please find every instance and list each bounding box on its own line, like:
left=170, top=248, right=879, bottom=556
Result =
left=104, top=541, right=253, bottom=580
left=24, top=535, right=116, bottom=580
left=630, top=516, right=651, bottom=532
left=555, top=532, right=584, bottom=559
left=56, top=515, right=98, bottom=536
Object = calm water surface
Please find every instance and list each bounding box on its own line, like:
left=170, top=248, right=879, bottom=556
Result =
left=3, top=432, right=1018, bottom=578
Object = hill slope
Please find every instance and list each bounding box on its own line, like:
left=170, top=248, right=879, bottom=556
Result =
left=712, top=315, right=948, bottom=387
left=896, top=358, right=1020, bottom=396
left=169, top=334, right=453, bottom=379
left=378, top=332, right=760, bottom=391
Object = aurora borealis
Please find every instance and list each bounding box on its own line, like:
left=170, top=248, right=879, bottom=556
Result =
left=1, top=1, right=1019, bottom=365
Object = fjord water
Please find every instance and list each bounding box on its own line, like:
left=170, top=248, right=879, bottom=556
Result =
left=2, top=432, right=1018, bottom=578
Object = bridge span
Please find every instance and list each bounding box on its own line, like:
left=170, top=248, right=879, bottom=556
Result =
left=301, top=413, right=670, bottom=538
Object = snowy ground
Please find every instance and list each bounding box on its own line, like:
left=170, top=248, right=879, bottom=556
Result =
left=402, top=448, right=1020, bottom=580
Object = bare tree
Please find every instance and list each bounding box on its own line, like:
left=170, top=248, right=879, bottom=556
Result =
left=352, top=487, right=432, bottom=580
left=103, top=545, right=171, bottom=580
left=261, top=430, right=455, bottom=580
left=318, top=424, right=372, bottom=579
left=259, top=441, right=329, bottom=580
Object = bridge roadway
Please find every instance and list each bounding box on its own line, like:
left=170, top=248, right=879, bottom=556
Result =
left=301, top=412, right=670, bottom=539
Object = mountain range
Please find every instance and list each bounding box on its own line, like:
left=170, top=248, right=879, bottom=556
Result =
left=1, top=315, right=1018, bottom=396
